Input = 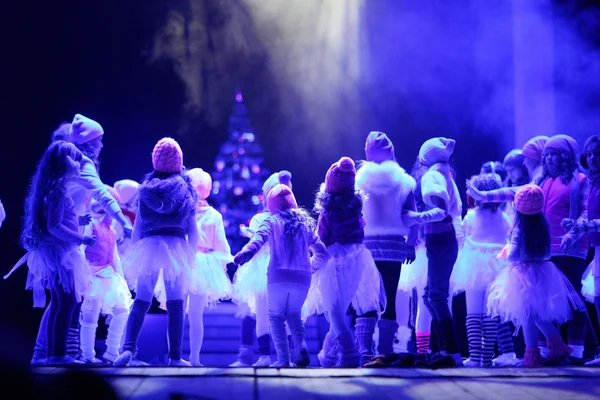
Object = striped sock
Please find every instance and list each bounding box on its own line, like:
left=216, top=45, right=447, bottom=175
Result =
left=466, top=314, right=483, bottom=364
left=66, top=327, right=81, bottom=358
left=481, top=316, right=498, bottom=367
left=497, top=321, right=515, bottom=355
left=416, top=331, right=430, bottom=354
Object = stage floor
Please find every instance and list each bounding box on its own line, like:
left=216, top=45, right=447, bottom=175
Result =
left=31, top=365, right=600, bottom=400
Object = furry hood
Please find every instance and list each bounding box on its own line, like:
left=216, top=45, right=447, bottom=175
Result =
left=356, top=160, right=416, bottom=196
left=139, top=175, right=194, bottom=215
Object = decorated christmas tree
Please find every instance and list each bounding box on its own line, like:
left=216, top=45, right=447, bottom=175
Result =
left=209, top=92, right=271, bottom=254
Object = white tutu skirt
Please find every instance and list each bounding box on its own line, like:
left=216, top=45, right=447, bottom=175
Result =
left=303, top=243, right=384, bottom=318
left=122, top=235, right=196, bottom=296
left=581, top=264, right=595, bottom=303
left=84, top=266, right=133, bottom=315
left=26, top=243, right=90, bottom=305
left=232, top=245, right=269, bottom=314
left=156, top=251, right=233, bottom=310
left=398, top=244, right=428, bottom=292
left=487, top=260, right=586, bottom=329
left=451, top=242, right=508, bottom=295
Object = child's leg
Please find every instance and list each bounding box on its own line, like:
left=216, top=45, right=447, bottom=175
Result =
left=394, top=289, right=412, bottom=353
left=376, top=261, right=402, bottom=355
left=49, top=278, right=78, bottom=359
left=164, top=279, right=185, bottom=363
left=285, top=283, right=310, bottom=367
left=465, top=289, right=484, bottom=366
left=32, top=304, right=51, bottom=363
left=188, top=293, right=206, bottom=365
left=595, top=277, right=600, bottom=326
left=267, top=283, right=291, bottom=366
left=496, top=322, right=516, bottom=355
left=537, top=320, right=572, bottom=362
left=80, top=296, right=102, bottom=362
left=115, top=274, right=157, bottom=365
left=415, top=287, right=432, bottom=353
left=105, top=307, right=129, bottom=361
left=66, top=301, right=82, bottom=359
left=230, top=315, right=256, bottom=367
left=520, top=319, right=543, bottom=367
left=253, top=293, right=272, bottom=366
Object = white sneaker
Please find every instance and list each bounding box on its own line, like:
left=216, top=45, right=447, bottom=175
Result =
left=169, top=359, right=192, bottom=367
left=269, top=360, right=295, bottom=368
left=252, top=355, right=272, bottom=367
left=463, top=358, right=480, bottom=368
left=585, top=356, right=600, bottom=366
left=229, top=360, right=251, bottom=367
left=493, top=352, right=520, bottom=367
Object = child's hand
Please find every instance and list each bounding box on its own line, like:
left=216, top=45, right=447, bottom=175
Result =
left=496, top=244, right=509, bottom=260
left=78, top=214, right=92, bottom=226
left=122, top=223, right=133, bottom=239
left=465, top=180, right=484, bottom=201
left=560, top=233, right=577, bottom=251
left=233, top=251, right=252, bottom=266
left=561, top=218, right=576, bottom=232
left=83, top=235, right=97, bottom=248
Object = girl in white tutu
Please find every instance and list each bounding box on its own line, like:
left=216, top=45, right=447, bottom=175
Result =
left=488, top=184, right=585, bottom=367
left=183, top=167, right=233, bottom=366
left=304, top=157, right=382, bottom=368
left=7, top=141, right=96, bottom=365
left=80, top=187, right=133, bottom=364
left=234, top=184, right=328, bottom=368
left=114, top=138, right=198, bottom=367
left=451, top=174, right=511, bottom=367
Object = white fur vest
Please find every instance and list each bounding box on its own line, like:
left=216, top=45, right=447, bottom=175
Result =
left=355, top=161, right=416, bottom=237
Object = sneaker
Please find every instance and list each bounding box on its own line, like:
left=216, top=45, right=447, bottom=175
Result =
left=169, top=359, right=192, bottom=367
left=114, top=351, right=133, bottom=367
left=30, top=357, right=47, bottom=366
left=463, top=358, right=480, bottom=368
left=414, top=352, right=462, bottom=369
left=269, top=360, right=296, bottom=368
left=295, top=347, right=310, bottom=368
left=47, top=356, right=85, bottom=366
left=493, top=352, right=520, bottom=367
left=584, top=355, right=600, bottom=366
left=82, top=357, right=108, bottom=365
left=190, top=361, right=204, bottom=367
left=252, top=355, right=272, bottom=368
left=101, top=351, right=118, bottom=363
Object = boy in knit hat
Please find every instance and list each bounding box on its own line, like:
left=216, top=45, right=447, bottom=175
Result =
left=411, top=137, right=464, bottom=367
left=234, top=184, right=327, bottom=367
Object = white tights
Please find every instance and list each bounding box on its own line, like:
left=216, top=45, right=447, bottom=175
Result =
left=188, top=294, right=206, bottom=365
left=80, top=296, right=129, bottom=361
left=255, top=293, right=270, bottom=338
left=415, top=287, right=433, bottom=333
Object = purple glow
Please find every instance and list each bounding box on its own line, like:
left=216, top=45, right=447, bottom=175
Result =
left=236, top=92, right=243, bottom=102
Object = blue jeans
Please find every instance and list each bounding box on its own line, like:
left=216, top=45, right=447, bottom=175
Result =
left=267, top=282, right=309, bottom=363
left=423, top=230, right=459, bottom=354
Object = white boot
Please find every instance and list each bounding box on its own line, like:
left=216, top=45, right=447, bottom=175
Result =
left=80, top=321, right=103, bottom=363
left=252, top=355, right=272, bottom=367
left=105, top=311, right=128, bottom=361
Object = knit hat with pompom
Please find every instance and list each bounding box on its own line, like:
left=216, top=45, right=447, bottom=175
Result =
left=365, top=131, right=395, bottom=163
left=325, top=157, right=356, bottom=193
left=418, top=137, right=456, bottom=166
left=69, top=114, right=104, bottom=145
left=514, top=184, right=545, bottom=215
left=521, top=136, right=549, bottom=161
left=266, top=184, right=298, bottom=214
left=188, top=168, right=212, bottom=200
left=262, top=170, right=292, bottom=199
left=152, top=137, right=183, bottom=173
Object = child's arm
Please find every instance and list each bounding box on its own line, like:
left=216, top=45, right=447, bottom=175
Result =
left=234, top=218, right=273, bottom=266
left=505, top=228, right=521, bottom=262
left=561, top=178, right=591, bottom=250
left=308, top=229, right=329, bottom=273
left=466, top=181, right=519, bottom=204
left=79, top=158, right=132, bottom=237
left=113, top=244, right=124, bottom=277
left=187, top=214, right=199, bottom=253
left=213, top=213, right=234, bottom=266
left=47, top=190, right=87, bottom=245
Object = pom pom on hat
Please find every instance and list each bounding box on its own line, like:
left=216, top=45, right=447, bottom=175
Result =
left=113, top=179, right=139, bottom=205
left=521, top=136, right=549, bottom=161
left=266, top=184, right=298, bottom=214
left=262, top=170, right=293, bottom=200
left=545, top=134, right=579, bottom=156
left=188, top=168, right=212, bottom=200
left=69, top=114, right=104, bottom=145
left=514, top=184, right=544, bottom=215
left=325, top=157, right=356, bottom=193
left=365, top=131, right=395, bottom=163
left=152, top=137, right=183, bottom=173
left=418, top=137, right=456, bottom=166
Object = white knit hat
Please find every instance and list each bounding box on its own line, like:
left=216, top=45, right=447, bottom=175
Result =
left=113, top=179, right=139, bottom=205
left=418, top=137, right=456, bottom=166
left=69, top=114, right=104, bottom=145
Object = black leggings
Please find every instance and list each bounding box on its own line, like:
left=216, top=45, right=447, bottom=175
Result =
left=359, top=261, right=402, bottom=321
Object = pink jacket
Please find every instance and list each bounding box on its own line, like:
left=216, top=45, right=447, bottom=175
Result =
left=541, top=172, right=588, bottom=259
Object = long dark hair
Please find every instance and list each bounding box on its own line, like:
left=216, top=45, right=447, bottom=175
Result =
left=313, top=183, right=365, bottom=216
left=514, top=211, right=551, bottom=259
left=21, top=141, right=83, bottom=250
left=535, top=152, right=578, bottom=185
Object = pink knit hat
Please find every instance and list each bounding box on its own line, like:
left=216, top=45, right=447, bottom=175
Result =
left=325, top=157, right=356, bottom=193
left=152, top=138, right=183, bottom=173
left=266, top=184, right=298, bottom=214
left=262, top=170, right=292, bottom=200
left=418, top=137, right=456, bottom=166
left=545, top=134, right=579, bottom=157
left=365, top=131, right=395, bottom=163
left=521, top=136, right=549, bottom=161
left=188, top=168, right=212, bottom=200
left=514, top=184, right=545, bottom=215
left=69, top=114, right=104, bottom=145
